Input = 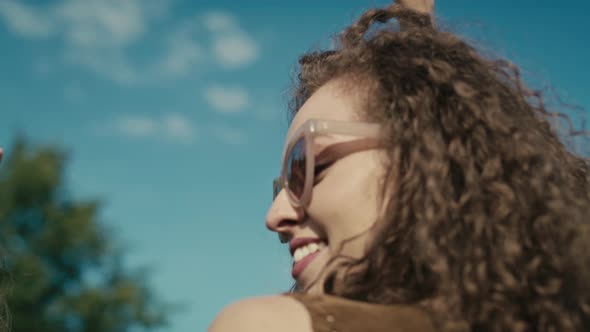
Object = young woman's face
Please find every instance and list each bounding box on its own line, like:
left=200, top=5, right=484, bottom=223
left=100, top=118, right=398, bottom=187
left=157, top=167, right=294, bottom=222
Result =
left=266, top=79, right=391, bottom=294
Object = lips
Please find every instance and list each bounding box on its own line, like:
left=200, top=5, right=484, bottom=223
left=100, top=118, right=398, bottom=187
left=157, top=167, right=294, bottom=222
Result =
left=289, top=237, right=327, bottom=280
left=291, top=251, right=322, bottom=279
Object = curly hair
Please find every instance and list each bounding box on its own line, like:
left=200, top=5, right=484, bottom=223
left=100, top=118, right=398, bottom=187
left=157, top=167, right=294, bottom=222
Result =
left=290, top=4, right=590, bottom=332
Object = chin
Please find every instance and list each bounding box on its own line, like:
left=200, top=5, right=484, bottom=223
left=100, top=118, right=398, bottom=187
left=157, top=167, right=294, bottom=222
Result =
left=295, top=250, right=330, bottom=294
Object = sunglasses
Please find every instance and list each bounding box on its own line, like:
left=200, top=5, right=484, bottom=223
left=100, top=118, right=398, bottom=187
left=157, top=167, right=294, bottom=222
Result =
left=273, top=119, right=382, bottom=210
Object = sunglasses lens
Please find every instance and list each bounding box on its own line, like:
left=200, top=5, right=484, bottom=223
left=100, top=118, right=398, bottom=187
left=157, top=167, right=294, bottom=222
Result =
left=272, top=178, right=281, bottom=201
left=286, top=137, right=306, bottom=200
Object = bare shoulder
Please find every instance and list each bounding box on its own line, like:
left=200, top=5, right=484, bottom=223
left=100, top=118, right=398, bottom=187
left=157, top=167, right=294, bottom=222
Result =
left=208, top=295, right=313, bottom=332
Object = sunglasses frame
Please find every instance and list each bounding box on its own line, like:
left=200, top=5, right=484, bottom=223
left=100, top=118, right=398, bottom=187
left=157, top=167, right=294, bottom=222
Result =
left=274, top=119, right=382, bottom=208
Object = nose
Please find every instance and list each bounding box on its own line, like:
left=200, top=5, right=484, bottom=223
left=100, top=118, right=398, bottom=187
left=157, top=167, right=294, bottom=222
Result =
left=265, top=189, right=305, bottom=240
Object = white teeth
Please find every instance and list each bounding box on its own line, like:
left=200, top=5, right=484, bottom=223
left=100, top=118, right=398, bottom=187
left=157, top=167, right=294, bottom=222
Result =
left=308, top=243, right=318, bottom=253
left=294, top=249, right=303, bottom=262
left=293, top=242, right=326, bottom=263
left=301, top=246, right=310, bottom=258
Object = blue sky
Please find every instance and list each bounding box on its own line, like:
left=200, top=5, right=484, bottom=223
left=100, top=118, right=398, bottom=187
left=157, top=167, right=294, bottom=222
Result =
left=0, top=1, right=588, bottom=331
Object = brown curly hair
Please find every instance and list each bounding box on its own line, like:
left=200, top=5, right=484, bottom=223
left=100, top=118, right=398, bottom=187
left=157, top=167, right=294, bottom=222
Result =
left=290, top=4, right=590, bottom=332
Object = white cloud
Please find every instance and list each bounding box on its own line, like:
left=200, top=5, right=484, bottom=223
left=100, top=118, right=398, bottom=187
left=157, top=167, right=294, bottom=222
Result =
left=213, top=34, right=259, bottom=68
left=202, top=11, right=237, bottom=33
left=107, top=114, right=252, bottom=146
left=157, top=32, right=202, bottom=77
left=55, top=0, right=147, bottom=48
left=55, top=0, right=162, bottom=84
left=202, top=10, right=260, bottom=68
left=64, top=47, right=140, bottom=85
left=210, top=124, right=247, bottom=145
left=112, top=113, right=195, bottom=143
left=204, top=85, right=249, bottom=113
left=164, top=113, right=195, bottom=142
left=0, top=0, right=166, bottom=84
left=115, top=115, right=157, bottom=137
left=0, top=0, right=54, bottom=38
left=0, top=2, right=260, bottom=84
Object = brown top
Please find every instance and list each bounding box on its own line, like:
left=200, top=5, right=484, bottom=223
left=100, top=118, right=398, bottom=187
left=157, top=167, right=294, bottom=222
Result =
left=284, top=293, right=436, bottom=332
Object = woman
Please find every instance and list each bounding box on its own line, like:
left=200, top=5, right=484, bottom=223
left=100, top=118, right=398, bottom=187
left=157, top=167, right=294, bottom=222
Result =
left=209, top=1, right=590, bottom=331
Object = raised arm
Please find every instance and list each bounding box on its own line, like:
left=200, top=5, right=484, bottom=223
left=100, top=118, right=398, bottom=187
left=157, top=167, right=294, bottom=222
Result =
left=397, top=0, right=434, bottom=15
left=396, top=0, right=435, bottom=30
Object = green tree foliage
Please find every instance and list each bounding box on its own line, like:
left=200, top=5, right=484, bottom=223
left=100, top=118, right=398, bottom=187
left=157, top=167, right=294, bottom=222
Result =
left=0, top=139, right=168, bottom=332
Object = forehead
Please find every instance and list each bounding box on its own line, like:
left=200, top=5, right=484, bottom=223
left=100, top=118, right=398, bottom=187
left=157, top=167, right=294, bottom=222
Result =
left=287, top=80, right=364, bottom=141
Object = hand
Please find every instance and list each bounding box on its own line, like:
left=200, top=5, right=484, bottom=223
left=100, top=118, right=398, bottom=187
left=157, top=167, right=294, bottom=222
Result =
left=397, top=0, right=434, bottom=15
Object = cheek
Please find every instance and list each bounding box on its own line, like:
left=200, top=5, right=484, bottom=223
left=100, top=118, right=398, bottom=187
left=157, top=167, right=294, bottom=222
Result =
left=308, top=154, right=384, bottom=236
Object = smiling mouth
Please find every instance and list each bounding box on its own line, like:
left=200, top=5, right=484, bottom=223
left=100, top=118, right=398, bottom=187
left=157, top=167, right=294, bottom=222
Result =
left=291, top=241, right=327, bottom=279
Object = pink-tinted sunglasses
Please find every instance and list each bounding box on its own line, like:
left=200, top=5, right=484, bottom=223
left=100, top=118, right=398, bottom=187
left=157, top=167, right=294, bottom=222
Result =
left=273, top=119, right=382, bottom=209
